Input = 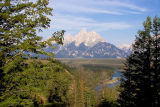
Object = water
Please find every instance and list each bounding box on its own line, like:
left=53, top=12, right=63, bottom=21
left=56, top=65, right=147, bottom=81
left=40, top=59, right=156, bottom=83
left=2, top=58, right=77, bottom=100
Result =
left=94, top=70, right=123, bottom=92
left=107, top=70, right=122, bottom=87
left=111, top=70, right=122, bottom=80
left=107, top=80, right=121, bottom=87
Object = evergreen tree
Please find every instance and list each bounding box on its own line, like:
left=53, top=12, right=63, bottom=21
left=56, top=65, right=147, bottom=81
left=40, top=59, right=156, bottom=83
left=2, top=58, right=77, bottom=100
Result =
left=118, top=16, right=160, bottom=107
left=151, top=16, right=160, bottom=107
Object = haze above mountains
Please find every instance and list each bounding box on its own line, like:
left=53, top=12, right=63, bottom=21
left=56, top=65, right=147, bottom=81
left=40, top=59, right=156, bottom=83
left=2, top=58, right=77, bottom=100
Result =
left=46, top=29, right=131, bottom=58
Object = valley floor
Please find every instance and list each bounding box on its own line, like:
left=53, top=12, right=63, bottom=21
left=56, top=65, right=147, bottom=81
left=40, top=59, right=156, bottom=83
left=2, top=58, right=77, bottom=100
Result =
left=57, top=58, right=124, bottom=107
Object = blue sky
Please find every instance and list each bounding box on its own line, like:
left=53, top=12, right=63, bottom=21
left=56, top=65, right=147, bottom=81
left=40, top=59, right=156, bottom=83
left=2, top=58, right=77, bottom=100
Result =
left=40, top=0, right=160, bottom=46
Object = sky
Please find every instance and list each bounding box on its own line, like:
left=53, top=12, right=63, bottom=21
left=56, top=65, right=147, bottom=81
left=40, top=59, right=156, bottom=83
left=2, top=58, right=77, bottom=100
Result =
left=39, top=0, right=160, bottom=46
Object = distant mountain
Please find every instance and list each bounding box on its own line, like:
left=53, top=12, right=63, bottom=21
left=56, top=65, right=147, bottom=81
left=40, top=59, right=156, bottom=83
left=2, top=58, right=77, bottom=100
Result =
left=118, top=44, right=132, bottom=55
left=64, top=29, right=105, bottom=47
left=45, top=29, right=131, bottom=58
left=85, top=42, right=127, bottom=58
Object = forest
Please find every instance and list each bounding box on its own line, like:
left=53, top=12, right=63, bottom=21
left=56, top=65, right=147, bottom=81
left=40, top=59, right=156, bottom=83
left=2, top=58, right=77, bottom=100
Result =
left=0, top=0, right=160, bottom=107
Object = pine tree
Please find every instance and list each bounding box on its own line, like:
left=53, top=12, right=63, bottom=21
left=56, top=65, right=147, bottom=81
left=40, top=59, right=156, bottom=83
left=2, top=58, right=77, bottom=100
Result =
left=118, top=16, right=160, bottom=107
left=151, top=16, right=160, bottom=107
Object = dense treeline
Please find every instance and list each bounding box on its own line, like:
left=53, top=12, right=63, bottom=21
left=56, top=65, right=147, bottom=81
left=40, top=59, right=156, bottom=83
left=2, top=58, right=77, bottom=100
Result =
left=98, top=86, right=119, bottom=107
left=118, top=16, right=160, bottom=107
left=0, top=60, right=73, bottom=106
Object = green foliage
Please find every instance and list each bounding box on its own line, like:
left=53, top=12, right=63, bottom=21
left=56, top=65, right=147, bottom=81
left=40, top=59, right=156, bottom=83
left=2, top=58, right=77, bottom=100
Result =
left=84, top=87, right=96, bottom=107
left=0, top=0, right=52, bottom=58
left=59, top=58, right=124, bottom=107
left=74, top=78, right=96, bottom=107
left=0, top=60, right=73, bottom=106
left=98, top=86, right=119, bottom=107
left=48, top=71, right=72, bottom=106
left=0, top=0, right=65, bottom=77
left=0, top=0, right=68, bottom=106
left=118, top=16, right=160, bottom=107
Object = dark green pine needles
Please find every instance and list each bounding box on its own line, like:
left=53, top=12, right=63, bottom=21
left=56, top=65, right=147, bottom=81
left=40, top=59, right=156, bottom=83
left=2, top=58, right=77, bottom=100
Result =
left=118, top=16, right=160, bottom=107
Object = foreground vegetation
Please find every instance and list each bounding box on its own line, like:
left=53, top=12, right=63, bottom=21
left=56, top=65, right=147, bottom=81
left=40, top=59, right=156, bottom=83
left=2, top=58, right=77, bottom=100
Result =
left=0, top=57, right=123, bottom=107
left=0, top=0, right=69, bottom=106
left=0, top=60, right=73, bottom=106
left=118, top=16, right=160, bottom=107
left=58, top=58, right=124, bottom=107
left=1, top=0, right=160, bottom=107
left=0, top=0, right=122, bottom=106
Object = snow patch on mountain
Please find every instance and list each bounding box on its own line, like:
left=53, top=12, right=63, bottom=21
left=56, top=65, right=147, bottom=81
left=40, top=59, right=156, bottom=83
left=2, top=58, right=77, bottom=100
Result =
left=118, top=44, right=131, bottom=53
left=44, top=29, right=131, bottom=58
left=64, top=29, right=105, bottom=47
left=118, top=44, right=130, bottom=49
left=64, top=34, right=74, bottom=44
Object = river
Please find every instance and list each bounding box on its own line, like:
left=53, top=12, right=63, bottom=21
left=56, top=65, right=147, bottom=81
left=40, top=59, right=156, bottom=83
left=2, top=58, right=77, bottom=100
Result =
left=94, top=70, right=123, bottom=92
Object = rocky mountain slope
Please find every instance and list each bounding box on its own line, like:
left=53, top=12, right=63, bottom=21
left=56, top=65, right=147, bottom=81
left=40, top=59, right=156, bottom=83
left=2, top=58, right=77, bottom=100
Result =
left=45, top=29, right=131, bottom=58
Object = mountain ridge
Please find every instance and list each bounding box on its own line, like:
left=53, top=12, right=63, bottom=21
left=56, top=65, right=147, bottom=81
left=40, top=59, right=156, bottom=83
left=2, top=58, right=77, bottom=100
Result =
left=45, top=29, right=131, bottom=58
left=64, top=29, right=105, bottom=47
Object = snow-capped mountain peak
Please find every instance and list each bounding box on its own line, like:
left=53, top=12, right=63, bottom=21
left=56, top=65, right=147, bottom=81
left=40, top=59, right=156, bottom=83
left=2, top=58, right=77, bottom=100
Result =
left=64, top=34, right=74, bottom=44
left=44, top=29, right=131, bottom=58
left=64, top=28, right=105, bottom=47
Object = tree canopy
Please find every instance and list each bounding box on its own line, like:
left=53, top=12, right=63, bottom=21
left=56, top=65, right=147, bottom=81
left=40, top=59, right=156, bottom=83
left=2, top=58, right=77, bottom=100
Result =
left=0, top=0, right=69, bottom=106
left=118, top=16, right=160, bottom=107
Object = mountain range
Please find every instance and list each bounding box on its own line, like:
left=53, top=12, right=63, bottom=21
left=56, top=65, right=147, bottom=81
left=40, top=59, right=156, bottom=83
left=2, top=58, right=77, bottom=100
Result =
left=45, top=29, right=131, bottom=58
